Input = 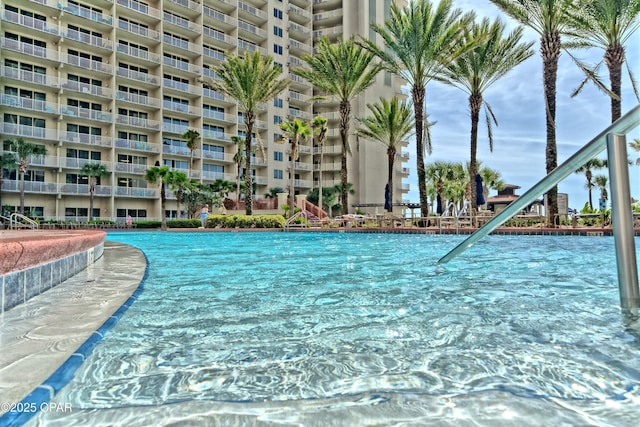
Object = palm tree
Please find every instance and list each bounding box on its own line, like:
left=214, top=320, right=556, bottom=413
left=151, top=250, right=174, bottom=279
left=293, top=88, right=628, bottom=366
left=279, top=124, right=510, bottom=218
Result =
left=231, top=135, right=245, bottom=208
left=490, top=0, right=581, bottom=227
left=355, top=97, right=415, bottom=212
left=294, top=36, right=383, bottom=214
left=182, top=129, right=200, bottom=176
left=438, top=17, right=534, bottom=210
left=0, top=152, right=17, bottom=214
left=575, top=158, right=607, bottom=210
left=332, top=182, right=356, bottom=215
left=201, top=50, right=289, bottom=215
left=311, top=115, right=328, bottom=212
left=167, top=170, right=191, bottom=218
left=595, top=174, right=609, bottom=207
left=426, top=161, right=464, bottom=213
left=629, top=138, right=640, bottom=164
left=279, top=118, right=312, bottom=218
left=79, top=162, right=109, bottom=221
left=144, top=166, right=171, bottom=230
left=566, top=0, right=640, bottom=121
left=363, top=0, right=476, bottom=218
left=7, top=138, right=47, bottom=214
left=479, top=164, right=506, bottom=204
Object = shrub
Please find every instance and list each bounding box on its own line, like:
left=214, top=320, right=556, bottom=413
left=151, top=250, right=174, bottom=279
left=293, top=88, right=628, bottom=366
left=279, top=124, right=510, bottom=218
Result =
left=167, top=219, right=201, bottom=228
left=133, top=220, right=161, bottom=229
left=205, top=214, right=284, bottom=229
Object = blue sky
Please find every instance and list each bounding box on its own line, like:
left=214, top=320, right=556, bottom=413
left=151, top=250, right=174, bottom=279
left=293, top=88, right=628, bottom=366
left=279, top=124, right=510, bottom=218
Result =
left=404, top=0, right=640, bottom=211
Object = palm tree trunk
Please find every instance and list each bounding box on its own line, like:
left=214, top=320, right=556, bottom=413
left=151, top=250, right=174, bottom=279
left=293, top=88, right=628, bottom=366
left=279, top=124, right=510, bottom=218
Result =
left=289, top=139, right=296, bottom=219
left=89, top=180, right=95, bottom=221
left=587, top=171, right=593, bottom=211
left=541, top=31, right=560, bottom=227
left=19, top=170, right=25, bottom=214
left=339, top=100, right=351, bottom=215
left=236, top=164, right=241, bottom=209
left=318, top=143, right=324, bottom=213
left=244, top=112, right=254, bottom=215
left=469, top=93, right=482, bottom=210
left=387, top=147, right=395, bottom=212
left=177, top=187, right=183, bottom=218
left=605, top=43, right=624, bottom=122
left=412, top=85, right=428, bottom=218
left=160, top=185, right=167, bottom=230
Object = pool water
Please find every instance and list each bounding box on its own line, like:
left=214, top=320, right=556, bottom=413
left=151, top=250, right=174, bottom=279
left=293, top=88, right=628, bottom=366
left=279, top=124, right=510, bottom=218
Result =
left=31, top=232, right=640, bottom=426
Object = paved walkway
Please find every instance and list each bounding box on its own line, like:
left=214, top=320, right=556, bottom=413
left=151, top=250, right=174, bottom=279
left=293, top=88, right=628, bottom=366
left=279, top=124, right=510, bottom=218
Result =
left=0, top=241, right=146, bottom=414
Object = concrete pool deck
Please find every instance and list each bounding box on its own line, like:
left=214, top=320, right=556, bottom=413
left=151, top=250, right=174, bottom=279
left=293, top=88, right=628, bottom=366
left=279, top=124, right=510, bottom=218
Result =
left=0, top=240, right=146, bottom=418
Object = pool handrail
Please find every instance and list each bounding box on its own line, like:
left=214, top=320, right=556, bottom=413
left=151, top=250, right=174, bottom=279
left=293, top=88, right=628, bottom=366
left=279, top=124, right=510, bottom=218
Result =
left=438, top=104, right=640, bottom=265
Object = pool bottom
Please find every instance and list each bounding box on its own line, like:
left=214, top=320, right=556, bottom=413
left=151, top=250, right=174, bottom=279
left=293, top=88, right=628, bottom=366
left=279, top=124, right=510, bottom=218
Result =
left=27, top=388, right=639, bottom=426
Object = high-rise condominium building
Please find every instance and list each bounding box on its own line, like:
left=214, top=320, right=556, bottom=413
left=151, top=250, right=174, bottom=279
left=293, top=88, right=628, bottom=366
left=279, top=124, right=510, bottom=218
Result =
left=0, top=0, right=408, bottom=221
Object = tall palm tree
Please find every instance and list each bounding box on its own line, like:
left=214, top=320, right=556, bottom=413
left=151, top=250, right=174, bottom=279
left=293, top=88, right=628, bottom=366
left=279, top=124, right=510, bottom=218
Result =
left=426, top=161, right=464, bottom=213
left=363, top=0, right=476, bottom=218
left=311, top=115, right=328, bottom=212
left=438, top=17, right=534, bottom=210
left=490, top=0, right=581, bottom=227
left=182, top=129, right=200, bottom=176
left=145, top=165, right=171, bottom=230
left=575, top=158, right=607, bottom=209
left=167, top=170, right=191, bottom=219
left=0, top=152, right=17, bottom=214
left=355, top=97, right=415, bottom=212
left=566, top=0, right=640, bottom=121
left=201, top=50, right=288, bottom=215
left=231, top=135, right=245, bottom=208
left=279, top=118, right=312, bottom=218
left=8, top=138, right=47, bottom=214
left=79, top=162, right=109, bottom=221
left=294, top=36, right=383, bottom=214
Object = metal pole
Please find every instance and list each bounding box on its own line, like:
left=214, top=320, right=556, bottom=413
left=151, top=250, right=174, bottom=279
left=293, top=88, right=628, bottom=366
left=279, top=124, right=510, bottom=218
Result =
left=607, top=133, right=640, bottom=309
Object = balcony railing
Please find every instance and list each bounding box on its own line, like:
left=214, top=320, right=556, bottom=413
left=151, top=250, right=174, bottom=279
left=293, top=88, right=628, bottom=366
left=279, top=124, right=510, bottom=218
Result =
left=115, top=138, right=160, bottom=153
left=1, top=94, right=59, bottom=115
left=0, top=123, right=57, bottom=140
left=62, top=80, right=112, bottom=98
left=63, top=2, right=113, bottom=25
left=116, top=0, right=162, bottom=19
left=1, top=180, right=58, bottom=194
left=117, top=19, right=161, bottom=40
left=1, top=37, right=59, bottom=62
left=63, top=132, right=113, bottom=147
left=162, top=123, right=189, bottom=134
left=163, top=57, right=200, bottom=74
left=2, top=9, right=58, bottom=34
left=117, top=44, right=161, bottom=63
left=64, top=28, right=113, bottom=50
left=116, top=67, right=159, bottom=84
left=114, top=186, right=157, bottom=198
left=63, top=53, right=112, bottom=74
left=238, top=1, right=267, bottom=20
left=115, top=91, right=160, bottom=107
left=60, top=106, right=112, bottom=122
left=114, top=162, right=148, bottom=174
left=116, top=115, right=161, bottom=130
left=163, top=12, right=201, bottom=33
left=163, top=34, right=202, bottom=54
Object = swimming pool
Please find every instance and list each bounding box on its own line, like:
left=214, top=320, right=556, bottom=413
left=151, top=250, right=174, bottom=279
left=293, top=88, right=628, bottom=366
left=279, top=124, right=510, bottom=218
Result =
left=30, top=232, right=640, bottom=426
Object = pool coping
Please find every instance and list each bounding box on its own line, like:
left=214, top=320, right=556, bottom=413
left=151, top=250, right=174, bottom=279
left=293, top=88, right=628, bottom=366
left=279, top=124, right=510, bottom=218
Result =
left=0, top=241, right=147, bottom=426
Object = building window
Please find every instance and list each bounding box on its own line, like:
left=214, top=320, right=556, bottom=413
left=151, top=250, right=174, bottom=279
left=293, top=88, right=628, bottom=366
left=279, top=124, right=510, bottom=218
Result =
left=274, top=151, right=283, bottom=161
left=273, top=8, right=283, bottom=19
left=273, top=44, right=283, bottom=55
left=273, top=116, right=282, bottom=125
left=274, top=26, right=283, bottom=37
left=273, top=98, right=283, bottom=108
left=274, top=169, right=283, bottom=179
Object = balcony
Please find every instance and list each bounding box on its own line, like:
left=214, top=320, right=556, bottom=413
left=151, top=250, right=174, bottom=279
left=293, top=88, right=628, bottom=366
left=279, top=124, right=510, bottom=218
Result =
left=116, top=115, right=161, bottom=130
left=237, top=39, right=267, bottom=56
left=62, top=53, right=113, bottom=75
left=1, top=94, right=59, bottom=116
left=313, top=25, right=344, bottom=40
left=163, top=12, right=201, bottom=35
left=238, top=1, right=267, bottom=23
left=0, top=123, right=57, bottom=141
left=116, top=67, right=159, bottom=86
left=288, top=39, right=313, bottom=56
left=289, top=74, right=312, bottom=90
left=203, top=27, right=236, bottom=48
left=288, top=4, right=311, bottom=24
left=62, top=80, right=113, bottom=98
left=60, top=183, right=112, bottom=196
left=165, top=0, right=202, bottom=18
left=63, top=28, right=113, bottom=51
left=203, top=88, right=234, bottom=105
left=162, top=57, right=200, bottom=75
left=115, top=91, right=160, bottom=108
left=60, top=106, right=112, bottom=123
left=162, top=144, right=191, bottom=156
left=1, top=9, right=59, bottom=37
left=1, top=180, right=58, bottom=195
left=117, top=19, right=161, bottom=41
left=203, top=109, right=236, bottom=124
left=63, top=132, right=113, bottom=147
left=1, top=37, right=59, bottom=64
left=61, top=2, right=113, bottom=26
left=202, top=131, right=232, bottom=144
left=115, top=138, right=161, bottom=153
left=162, top=100, right=200, bottom=117
left=162, top=79, right=201, bottom=98
left=116, top=0, right=162, bottom=22
left=203, top=6, right=237, bottom=30
left=114, top=186, right=157, bottom=198
left=62, top=157, right=111, bottom=170
left=290, top=0, right=311, bottom=8
left=116, top=44, right=161, bottom=65
left=162, top=123, right=189, bottom=135
left=288, top=90, right=311, bottom=105
left=1, top=66, right=54, bottom=87
left=114, top=162, right=148, bottom=175
left=238, top=19, right=267, bottom=42
left=288, top=108, right=313, bottom=121
left=288, top=22, right=312, bottom=41
left=313, top=8, right=342, bottom=26
left=163, top=34, right=202, bottom=57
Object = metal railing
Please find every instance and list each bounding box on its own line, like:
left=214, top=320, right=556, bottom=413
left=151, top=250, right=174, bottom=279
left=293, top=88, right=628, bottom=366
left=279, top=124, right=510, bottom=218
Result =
left=10, top=213, right=38, bottom=229
left=438, top=105, right=640, bottom=310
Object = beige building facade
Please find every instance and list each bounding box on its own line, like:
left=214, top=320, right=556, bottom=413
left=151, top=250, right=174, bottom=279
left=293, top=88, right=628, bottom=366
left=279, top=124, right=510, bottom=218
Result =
left=0, top=0, right=408, bottom=221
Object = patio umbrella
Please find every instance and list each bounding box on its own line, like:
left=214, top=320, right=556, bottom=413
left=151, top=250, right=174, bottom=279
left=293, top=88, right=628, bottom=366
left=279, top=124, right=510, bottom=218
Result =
left=436, top=193, right=443, bottom=215
left=384, top=184, right=392, bottom=211
left=475, top=174, right=486, bottom=206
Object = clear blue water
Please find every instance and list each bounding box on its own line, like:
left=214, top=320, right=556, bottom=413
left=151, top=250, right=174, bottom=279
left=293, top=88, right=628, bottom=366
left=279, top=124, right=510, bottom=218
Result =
left=32, top=232, right=640, bottom=426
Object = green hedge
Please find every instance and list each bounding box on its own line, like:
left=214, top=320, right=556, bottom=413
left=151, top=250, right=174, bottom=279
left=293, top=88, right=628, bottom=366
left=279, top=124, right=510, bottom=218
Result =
left=167, top=219, right=201, bottom=228
left=133, top=220, right=162, bottom=229
left=206, top=214, right=285, bottom=229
